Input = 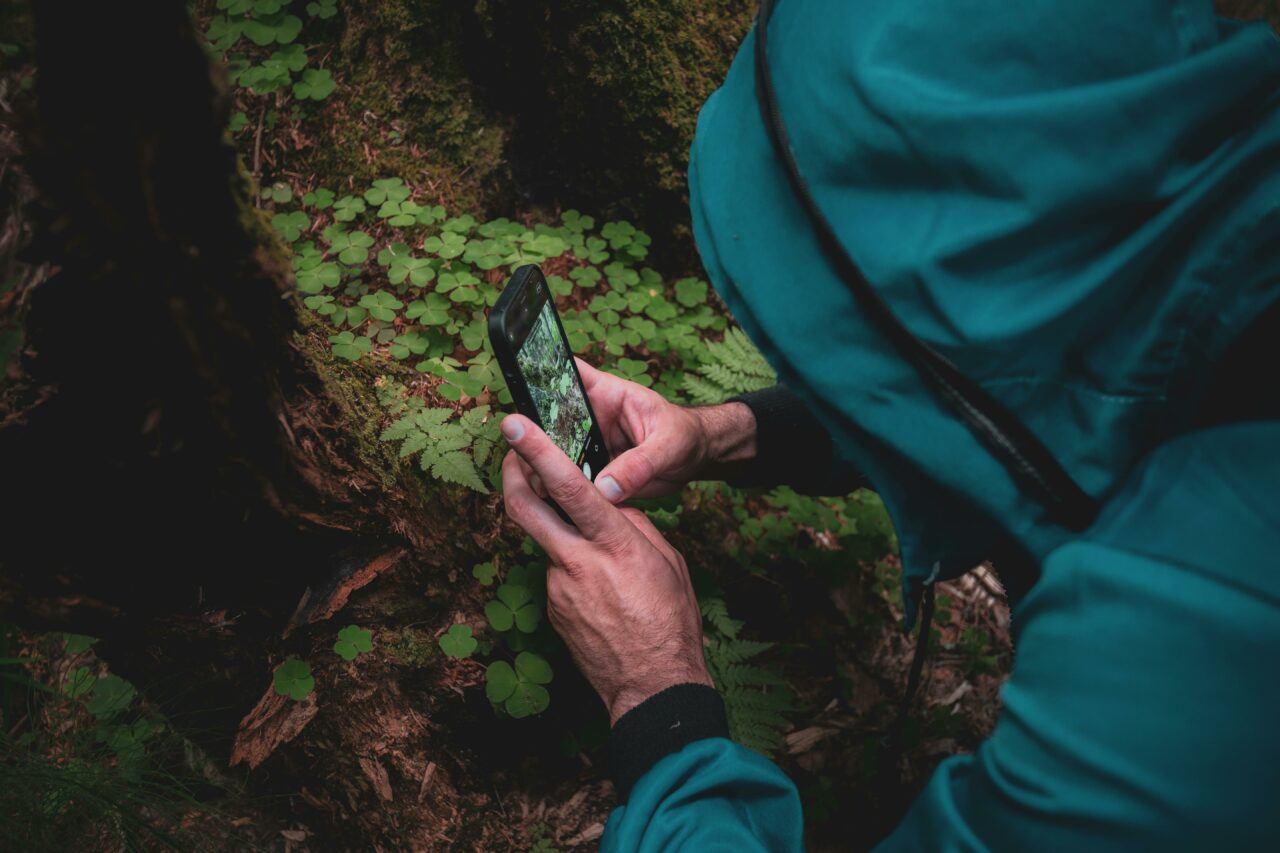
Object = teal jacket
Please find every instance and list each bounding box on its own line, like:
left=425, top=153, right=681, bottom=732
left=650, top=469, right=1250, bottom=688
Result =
left=604, top=2, right=1280, bottom=850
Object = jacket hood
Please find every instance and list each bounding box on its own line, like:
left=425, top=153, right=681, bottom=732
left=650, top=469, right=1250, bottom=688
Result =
left=689, top=0, right=1280, bottom=614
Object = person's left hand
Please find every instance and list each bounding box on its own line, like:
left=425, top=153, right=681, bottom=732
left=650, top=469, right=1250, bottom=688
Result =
left=499, top=413, right=713, bottom=724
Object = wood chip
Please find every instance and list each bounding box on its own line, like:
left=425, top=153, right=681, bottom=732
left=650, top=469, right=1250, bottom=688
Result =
left=230, top=688, right=318, bottom=770
left=417, top=761, right=437, bottom=803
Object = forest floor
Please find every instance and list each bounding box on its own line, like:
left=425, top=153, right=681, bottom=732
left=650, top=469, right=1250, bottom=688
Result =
left=8, top=1, right=1275, bottom=851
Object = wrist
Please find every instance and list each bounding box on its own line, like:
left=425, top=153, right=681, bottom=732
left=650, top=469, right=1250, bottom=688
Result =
left=607, top=664, right=715, bottom=725
left=688, top=402, right=757, bottom=478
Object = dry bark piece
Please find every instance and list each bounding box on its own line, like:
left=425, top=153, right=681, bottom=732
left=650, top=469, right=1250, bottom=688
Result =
left=230, top=685, right=319, bottom=770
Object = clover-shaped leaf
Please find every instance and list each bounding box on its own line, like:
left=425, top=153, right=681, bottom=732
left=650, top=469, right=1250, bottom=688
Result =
left=333, top=195, right=367, bottom=222
left=334, top=625, right=373, bottom=661
left=570, top=265, right=602, bottom=287
left=304, top=294, right=336, bottom=315
left=293, top=68, right=335, bottom=100
left=303, top=187, right=335, bottom=209
left=484, top=582, right=541, bottom=633
left=472, top=561, right=497, bottom=586
left=674, top=277, right=708, bottom=307
left=364, top=178, right=410, bottom=206
left=271, top=43, right=307, bottom=72
left=243, top=13, right=302, bottom=46
left=329, top=330, right=373, bottom=361
left=86, top=675, right=136, bottom=718
left=422, top=231, right=466, bottom=260
left=405, top=293, right=451, bottom=326
left=438, top=624, right=477, bottom=659
left=271, top=210, right=310, bottom=242
left=273, top=659, right=314, bottom=701
left=296, top=261, right=340, bottom=294
left=399, top=257, right=436, bottom=286
left=330, top=230, right=374, bottom=265
left=415, top=204, right=447, bottom=226
left=484, top=652, right=553, bottom=718
left=306, top=0, right=338, bottom=18
left=441, top=214, right=476, bottom=234
left=63, top=666, right=96, bottom=698
left=560, top=209, right=595, bottom=233
left=358, top=291, right=404, bottom=322
left=260, top=182, right=292, bottom=204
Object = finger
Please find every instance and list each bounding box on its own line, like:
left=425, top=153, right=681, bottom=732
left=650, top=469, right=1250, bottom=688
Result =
left=512, top=454, right=547, bottom=499
left=594, top=445, right=660, bottom=504
left=501, top=414, right=634, bottom=546
left=573, top=357, right=611, bottom=394
left=500, top=449, right=583, bottom=564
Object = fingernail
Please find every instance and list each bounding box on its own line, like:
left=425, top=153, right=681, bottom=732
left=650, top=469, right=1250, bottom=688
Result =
left=501, top=417, right=524, bottom=442
left=596, top=475, right=623, bottom=502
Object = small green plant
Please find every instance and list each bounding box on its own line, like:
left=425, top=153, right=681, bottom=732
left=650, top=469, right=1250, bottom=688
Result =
left=683, top=327, right=777, bottom=405
left=379, top=404, right=500, bottom=493
left=484, top=582, right=541, bottom=633
left=485, top=652, right=553, bottom=719
left=272, top=658, right=314, bottom=701
left=471, top=560, right=497, bottom=586
left=438, top=624, right=477, bottom=659
left=62, top=666, right=95, bottom=698
left=334, top=625, right=374, bottom=661
left=701, top=597, right=794, bottom=755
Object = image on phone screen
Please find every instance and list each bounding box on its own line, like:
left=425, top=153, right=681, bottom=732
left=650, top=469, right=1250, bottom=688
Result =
left=514, top=300, right=595, bottom=475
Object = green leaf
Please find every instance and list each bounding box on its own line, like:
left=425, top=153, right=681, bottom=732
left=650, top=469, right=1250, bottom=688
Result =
left=260, top=181, right=292, bottom=203
left=333, top=195, right=366, bottom=222
left=293, top=68, right=335, bottom=100
left=484, top=600, right=514, bottom=632
left=472, top=561, right=497, bottom=586
left=64, top=634, right=98, bottom=654
left=334, top=624, right=373, bottom=660
left=303, top=187, right=335, bottom=209
left=430, top=450, right=488, bottom=492
left=438, top=624, right=477, bottom=659
left=271, top=210, right=310, bottom=242
left=485, top=661, right=517, bottom=703
left=63, top=666, right=96, bottom=698
left=505, top=682, right=550, bottom=719
left=674, top=277, right=708, bottom=307
left=86, top=675, right=135, bottom=718
left=364, top=177, right=410, bottom=206
left=515, top=652, right=553, bottom=685
left=273, top=659, right=314, bottom=701
left=497, top=583, right=531, bottom=611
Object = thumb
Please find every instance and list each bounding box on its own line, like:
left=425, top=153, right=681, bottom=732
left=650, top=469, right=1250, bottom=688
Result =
left=594, top=445, right=660, bottom=503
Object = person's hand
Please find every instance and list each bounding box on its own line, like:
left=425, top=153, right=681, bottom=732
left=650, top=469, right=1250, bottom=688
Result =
left=516, top=358, right=760, bottom=504
left=500, top=413, right=713, bottom=723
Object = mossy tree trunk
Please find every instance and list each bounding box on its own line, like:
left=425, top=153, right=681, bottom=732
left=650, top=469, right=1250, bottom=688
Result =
left=0, top=3, right=510, bottom=845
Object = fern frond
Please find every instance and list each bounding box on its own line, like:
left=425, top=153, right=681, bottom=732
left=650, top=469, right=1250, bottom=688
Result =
left=431, top=450, right=487, bottom=493
left=681, top=327, right=776, bottom=404
left=700, top=598, right=742, bottom=640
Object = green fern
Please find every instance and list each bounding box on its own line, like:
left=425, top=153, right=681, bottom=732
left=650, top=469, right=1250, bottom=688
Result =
left=682, top=327, right=776, bottom=405
left=379, top=404, right=498, bottom=493
left=701, top=597, right=794, bottom=755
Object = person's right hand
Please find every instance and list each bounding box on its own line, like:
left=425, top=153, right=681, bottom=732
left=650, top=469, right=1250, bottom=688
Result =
left=515, top=358, right=758, bottom=504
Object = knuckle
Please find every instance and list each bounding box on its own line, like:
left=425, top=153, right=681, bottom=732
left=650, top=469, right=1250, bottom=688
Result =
left=550, top=472, right=592, bottom=506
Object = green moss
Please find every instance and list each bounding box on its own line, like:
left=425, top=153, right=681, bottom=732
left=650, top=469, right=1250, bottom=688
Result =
left=298, top=0, right=509, bottom=214
left=389, top=626, right=437, bottom=667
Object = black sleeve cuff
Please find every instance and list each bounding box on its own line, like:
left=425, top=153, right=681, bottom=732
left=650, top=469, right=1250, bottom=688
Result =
left=728, top=384, right=867, bottom=495
left=608, top=683, right=730, bottom=802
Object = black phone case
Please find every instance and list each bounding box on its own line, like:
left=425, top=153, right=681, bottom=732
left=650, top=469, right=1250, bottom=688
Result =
left=489, top=265, right=611, bottom=524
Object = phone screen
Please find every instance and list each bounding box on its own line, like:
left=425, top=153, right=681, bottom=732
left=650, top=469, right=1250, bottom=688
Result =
left=515, top=298, right=596, bottom=476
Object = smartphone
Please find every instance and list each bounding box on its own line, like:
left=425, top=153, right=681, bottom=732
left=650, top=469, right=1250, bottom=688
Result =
left=489, top=265, right=610, bottom=519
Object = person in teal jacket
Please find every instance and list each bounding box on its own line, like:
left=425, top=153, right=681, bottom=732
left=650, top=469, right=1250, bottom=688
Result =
left=499, top=1, right=1280, bottom=849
